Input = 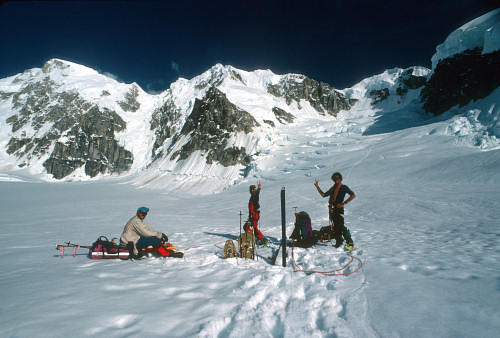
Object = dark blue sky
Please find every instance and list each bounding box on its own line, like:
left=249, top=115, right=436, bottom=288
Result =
left=1, top=0, right=498, bottom=93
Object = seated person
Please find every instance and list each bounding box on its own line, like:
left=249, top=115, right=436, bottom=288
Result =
left=120, top=207, right=170, bottom=257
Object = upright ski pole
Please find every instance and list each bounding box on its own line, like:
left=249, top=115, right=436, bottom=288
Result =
left=281, top=187, right=286, bottom=267
left=239, top=211, right=242, bottom=257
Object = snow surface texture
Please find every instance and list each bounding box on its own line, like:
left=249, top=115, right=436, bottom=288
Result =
left=1, top=98, right=500, bottom=337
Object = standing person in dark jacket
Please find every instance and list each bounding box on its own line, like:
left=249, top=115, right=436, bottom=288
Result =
left=247, top=181, right=267, bottom=245
left=314, top=172, right=356, bottom=249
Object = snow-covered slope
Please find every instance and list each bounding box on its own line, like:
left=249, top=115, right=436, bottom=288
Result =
left=431, top=8, right=500, bottom=67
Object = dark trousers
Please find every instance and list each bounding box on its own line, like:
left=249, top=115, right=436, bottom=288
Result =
left=136, top=236, right=162, bottom=251
left=329, top=207, right=353, bottom=245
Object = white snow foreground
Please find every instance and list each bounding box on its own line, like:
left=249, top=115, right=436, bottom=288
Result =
left=1, top=101, right=500, bottom=337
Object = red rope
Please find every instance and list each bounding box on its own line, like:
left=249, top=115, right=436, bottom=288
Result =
left=291, top=242, right=362, bottom=276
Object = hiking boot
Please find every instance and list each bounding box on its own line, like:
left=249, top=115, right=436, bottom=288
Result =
left=334, top=241, right=343, bottom=248
left=171, top=251, right=184, bottom=258
left=156, top=246, right=171, bottom=257
left=344, top=243, right=354, bottom=250
left=257, top=237, right=268, bottom=247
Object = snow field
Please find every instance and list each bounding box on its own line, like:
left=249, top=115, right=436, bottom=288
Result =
left=2, top=103, right=500, bottom=336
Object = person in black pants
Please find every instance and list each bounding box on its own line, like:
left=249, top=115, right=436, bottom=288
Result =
left=314, top=172, right=356, bottom=248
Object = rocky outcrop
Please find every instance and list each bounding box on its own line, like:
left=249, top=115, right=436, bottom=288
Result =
left=150, top=97, right=182, bottom=161
left=367, top=68, right=428, bottom=105
left=5, top=73, right=133, bottom=179
left=368, top=88, right=390, bottom=105
left=396, top=69, right=427, bottom=96
left=267, top=75, right=356, bottom=116
left=170, top=87, right=259, bottom=166
left=272, top=106, right=295, bottom=124
left=421, top=48, right=500, bottom=116
left=118, top=85, right=141, bottom=112
left=42, top=106, right=133, bottom=179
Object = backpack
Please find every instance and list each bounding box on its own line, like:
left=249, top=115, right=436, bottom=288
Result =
left=290, top=211, right=317, bottom=248
left=89, top=236, right=130, bottom=260
left=314, top=226, right=334, bottom=242
left=223, top=240, right=237, bottom=258
left=293, top=211, right=312, bottom=240
left=238, top=231, right=255, bottom=259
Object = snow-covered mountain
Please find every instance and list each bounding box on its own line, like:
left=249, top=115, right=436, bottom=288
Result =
left=0, top=60, right=357, bottom=189
left=0, top=9, right=499, bottom=193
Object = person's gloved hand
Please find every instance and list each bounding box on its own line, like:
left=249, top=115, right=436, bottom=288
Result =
left=161, top=233, right=169, bottom=243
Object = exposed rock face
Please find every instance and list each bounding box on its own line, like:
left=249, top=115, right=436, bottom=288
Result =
left=4, top=65, right=133, bottom=179
left=369, top=88, right=390, bottom=105
left=150, top=97, right=182, bottom=161
left=421, top=48, right=500, bottom=116
left=272, top=107, right=295, bottom=124
left=118, top=85, right=141, bottom=112
left=396, top=69, right=427, bottom=96
left=170, top=87, right=259, bottom=167
left=267, top=75, right=356, bottom=116
left=42, top=106, right=133, bottom=179
left=367, top=68, right=428, bottom=105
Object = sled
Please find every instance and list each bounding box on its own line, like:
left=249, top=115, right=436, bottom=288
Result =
left=56, top=238, right=183, bottom=259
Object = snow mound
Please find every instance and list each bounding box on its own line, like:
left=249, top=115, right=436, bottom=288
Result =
left=446, top=86, right=500, bottom=149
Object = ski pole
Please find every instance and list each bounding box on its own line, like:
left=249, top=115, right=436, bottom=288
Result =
left=239, top=211, right=242, bottom=257
left=281, top=187, right=286, bottom=267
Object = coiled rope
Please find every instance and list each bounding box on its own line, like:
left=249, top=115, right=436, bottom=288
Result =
left=291, top=242, right=362, bottom=276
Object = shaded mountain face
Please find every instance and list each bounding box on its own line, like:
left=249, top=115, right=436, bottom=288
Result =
left=421, top=48, right=500, bottom=116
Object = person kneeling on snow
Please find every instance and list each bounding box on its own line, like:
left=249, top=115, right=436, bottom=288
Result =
left=120, top=207, right=170, bottom=258
left=288, top=211, right=317, bottom=248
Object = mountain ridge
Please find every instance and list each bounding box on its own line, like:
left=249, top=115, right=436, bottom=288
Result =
left=1, top=9, right=499, bottom=193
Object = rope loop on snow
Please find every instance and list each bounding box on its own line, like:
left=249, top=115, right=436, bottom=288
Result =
left=291, top=242, right=362, bottom=276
